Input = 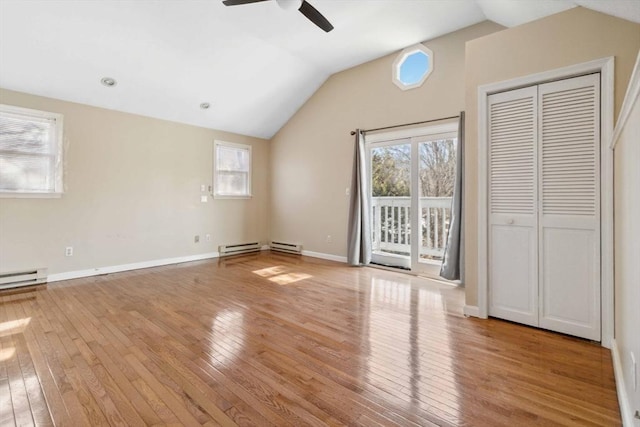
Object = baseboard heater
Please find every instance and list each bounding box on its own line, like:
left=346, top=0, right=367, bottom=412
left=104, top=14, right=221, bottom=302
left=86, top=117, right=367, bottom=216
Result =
left=270, top=241, right=303, bottom=255
left=218, top=242, right=261, bottom=257
left=0, top=268, right=48, bottom=291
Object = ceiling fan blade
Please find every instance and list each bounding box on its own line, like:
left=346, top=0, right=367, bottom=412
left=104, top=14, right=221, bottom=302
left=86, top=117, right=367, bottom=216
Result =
left=222, top=0, right=269, bottom=6
left=298, top=0, right=334, bottom=32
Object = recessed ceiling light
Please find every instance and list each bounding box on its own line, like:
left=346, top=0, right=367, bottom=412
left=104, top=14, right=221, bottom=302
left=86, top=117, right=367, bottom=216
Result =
left=100, top=77, right=117, bottom=87
left=200, top=103, right=210, bottom=109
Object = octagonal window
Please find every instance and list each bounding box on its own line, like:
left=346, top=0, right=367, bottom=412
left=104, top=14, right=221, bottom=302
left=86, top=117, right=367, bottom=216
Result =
left=392, top=44, right=433, bottom=90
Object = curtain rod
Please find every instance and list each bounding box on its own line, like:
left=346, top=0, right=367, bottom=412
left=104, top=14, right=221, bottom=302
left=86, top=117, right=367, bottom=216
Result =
left=350, top=114, right=460, bottom=136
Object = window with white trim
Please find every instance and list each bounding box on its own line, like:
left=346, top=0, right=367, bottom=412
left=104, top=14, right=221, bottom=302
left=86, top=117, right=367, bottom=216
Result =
left=214, top=141, right=251, bottom=198
left=392, top=44, right=433, bottom=90
left=0, top=105, right=64, bottom=197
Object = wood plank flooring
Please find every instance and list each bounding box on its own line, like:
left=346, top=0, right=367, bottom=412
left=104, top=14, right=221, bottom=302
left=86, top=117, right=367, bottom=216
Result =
left=0, top=252, right=620, bottom=426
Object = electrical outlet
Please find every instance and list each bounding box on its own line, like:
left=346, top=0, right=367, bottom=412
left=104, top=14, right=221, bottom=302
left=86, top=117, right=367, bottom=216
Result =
left=65, top=246, right=73, bottom=257
left=345, top=187, right=350, bottom=196
left=194, top=235, right=200, bottom=243
left=206, top=234, right=211, bottom=242
left=201, top=195, right=208, bottom=203
left=631, top=352, right=637, bottom=391
left=326, top=235, right=333, bottom=244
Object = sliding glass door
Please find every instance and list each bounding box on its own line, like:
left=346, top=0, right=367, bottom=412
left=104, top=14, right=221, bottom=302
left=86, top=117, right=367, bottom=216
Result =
left=367, top=126, right=457, bottom=277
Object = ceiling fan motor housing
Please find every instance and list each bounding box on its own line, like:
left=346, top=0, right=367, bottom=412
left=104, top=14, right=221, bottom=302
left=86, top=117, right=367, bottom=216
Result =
left=275, top=0, right=303, bottom=11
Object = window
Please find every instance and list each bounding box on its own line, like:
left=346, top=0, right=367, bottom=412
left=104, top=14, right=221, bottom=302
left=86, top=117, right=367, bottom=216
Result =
left=214, top=141, right=251, bottom=198
left=0, top=105, right=64, bottom=197
left=392, top=44, right=433, bottom=90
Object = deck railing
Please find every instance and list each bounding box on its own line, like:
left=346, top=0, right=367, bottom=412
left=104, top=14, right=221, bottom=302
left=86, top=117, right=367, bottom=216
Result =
left=371, top=196, right=452, bottom=260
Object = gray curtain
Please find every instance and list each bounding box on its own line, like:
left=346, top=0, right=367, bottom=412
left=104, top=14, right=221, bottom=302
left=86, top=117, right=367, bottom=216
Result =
left=440, top=112, right=465, bottom=281
left=347, top=130, right=371, bottom=266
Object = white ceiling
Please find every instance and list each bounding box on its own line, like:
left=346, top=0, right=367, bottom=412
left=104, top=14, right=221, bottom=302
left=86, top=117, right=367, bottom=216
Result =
left=1, top=0, right=638, bottom=139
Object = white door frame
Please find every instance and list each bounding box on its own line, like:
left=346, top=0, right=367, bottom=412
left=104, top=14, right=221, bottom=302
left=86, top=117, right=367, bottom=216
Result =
left=475, top=57, right=614, bottom=348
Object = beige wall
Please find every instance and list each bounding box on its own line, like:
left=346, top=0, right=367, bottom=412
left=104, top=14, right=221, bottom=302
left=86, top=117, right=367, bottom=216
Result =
left=270, top=21, right=503, bottom=257
left=614, top=76, right=640, bottom=421
left=0, top=89, right=270, bottom=275
left=464, top=7, right=640, bottom=305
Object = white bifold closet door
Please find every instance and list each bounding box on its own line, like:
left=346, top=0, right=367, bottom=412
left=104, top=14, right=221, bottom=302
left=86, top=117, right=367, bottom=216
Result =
left=488, top=86, right=539, bottom=327
left=488, top=74, right=601, bottom=341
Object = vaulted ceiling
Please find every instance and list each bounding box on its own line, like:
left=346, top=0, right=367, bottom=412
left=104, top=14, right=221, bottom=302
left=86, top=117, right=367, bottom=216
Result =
left=1, top=0, right=638, bottom=139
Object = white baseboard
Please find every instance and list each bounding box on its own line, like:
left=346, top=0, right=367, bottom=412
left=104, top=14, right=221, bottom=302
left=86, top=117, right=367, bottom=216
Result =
left=46, top=248, right=347, bottom=283
left=611, top=339, right=634, bottom=426
left=47, top=252, right=220, bottom=283
left=301, top=250, right=347, bottom=264
left=463, top=305, right=481, bottom=318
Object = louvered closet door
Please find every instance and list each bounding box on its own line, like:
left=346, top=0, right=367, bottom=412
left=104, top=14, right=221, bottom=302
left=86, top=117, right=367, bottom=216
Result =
left=488, top=86, right=539, bottom=327
left=538, top=74, right=600, bottom=340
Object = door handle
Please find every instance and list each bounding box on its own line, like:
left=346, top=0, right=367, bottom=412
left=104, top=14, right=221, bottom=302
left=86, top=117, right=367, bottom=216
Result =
left=507, top=219, right=515, bottom=225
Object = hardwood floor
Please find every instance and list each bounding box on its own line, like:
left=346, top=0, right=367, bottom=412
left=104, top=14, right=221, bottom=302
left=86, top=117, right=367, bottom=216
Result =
left=0, top=252, right=620, bottom=426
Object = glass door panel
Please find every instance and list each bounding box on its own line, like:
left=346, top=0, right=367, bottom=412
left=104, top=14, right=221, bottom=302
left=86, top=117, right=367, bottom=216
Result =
left=414, top=136, right=457, bottom=276
left=369, top=141, right=411, bottom=269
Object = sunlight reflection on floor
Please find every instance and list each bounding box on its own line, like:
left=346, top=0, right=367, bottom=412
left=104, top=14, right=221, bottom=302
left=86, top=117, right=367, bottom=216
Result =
left=208, top=309, right=245, bottom=368
left=367, top=274, right=462, bottom=424
left=269, top=272, right=312, bottom=285
left=0, top=347, right=16, bottom=362
left=252, top=266, right=288, bottom=277
left=253, top=265, right=313, bottom=285
left=0, top=317, right=31, bottom=337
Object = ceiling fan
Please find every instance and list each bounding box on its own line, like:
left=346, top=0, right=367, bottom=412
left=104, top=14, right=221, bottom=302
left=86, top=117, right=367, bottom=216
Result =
left=222, top=0, right=334, bottom=33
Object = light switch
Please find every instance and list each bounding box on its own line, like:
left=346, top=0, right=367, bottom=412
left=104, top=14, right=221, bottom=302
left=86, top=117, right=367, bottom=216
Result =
left=200, top=184, right=206, bottom=192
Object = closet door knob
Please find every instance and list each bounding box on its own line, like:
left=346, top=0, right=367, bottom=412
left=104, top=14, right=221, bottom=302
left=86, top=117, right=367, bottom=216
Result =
left=507, top=219, right=515, bottom=225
